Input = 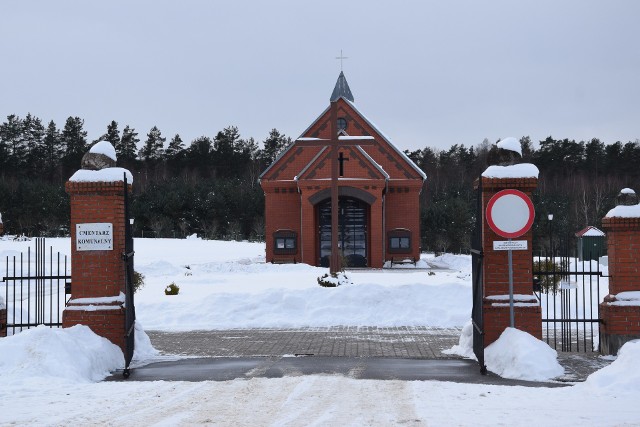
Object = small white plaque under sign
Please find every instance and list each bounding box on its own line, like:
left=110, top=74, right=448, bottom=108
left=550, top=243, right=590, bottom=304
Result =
left=493, top=240, right=527, bottom=251
left=76, top=223, right=113, bottom=251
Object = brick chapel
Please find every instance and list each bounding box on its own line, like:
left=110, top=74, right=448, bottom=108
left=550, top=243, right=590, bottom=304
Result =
left=259, top=72, right=426, bottom=268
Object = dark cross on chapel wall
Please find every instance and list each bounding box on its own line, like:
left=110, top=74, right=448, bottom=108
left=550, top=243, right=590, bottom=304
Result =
left=338, top=152, right=349, bottom=176
left=296, top=101, right=374, bottom=274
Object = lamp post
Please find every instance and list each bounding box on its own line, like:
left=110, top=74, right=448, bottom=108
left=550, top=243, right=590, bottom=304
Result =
left=548, top=214, right=554, bottom=259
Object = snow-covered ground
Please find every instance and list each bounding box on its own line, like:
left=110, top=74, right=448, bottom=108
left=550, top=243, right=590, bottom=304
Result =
left=1, top=324, right=639, bottom=426
left=1, top=237, right=638, bottom=426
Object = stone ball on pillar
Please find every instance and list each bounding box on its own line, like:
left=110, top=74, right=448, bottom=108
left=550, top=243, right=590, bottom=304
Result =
left=486, top=137, right=523, bottom=166
left=81, top=141, right=117, bottom=170
left=616, top=188, right=638, bottom=206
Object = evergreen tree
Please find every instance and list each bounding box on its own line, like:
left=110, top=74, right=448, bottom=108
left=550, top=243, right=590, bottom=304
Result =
left=23, top=113, right=46, bottom=174
left=519, top=136, right=535, bottom=161
left=118, top=125, right=140, bottom=164
left=61, top=116, right=88, bottom=170
left=139, top=126, right=165, bottom=162
left=95, top=120, right=121, bottom=147
left=259, top=128, right=291, bottom=167
left=0, top=114, right=25, bottom=171
left=42, top=120, right=63, bottom=176
left=165, top=134, right=185, bottom=159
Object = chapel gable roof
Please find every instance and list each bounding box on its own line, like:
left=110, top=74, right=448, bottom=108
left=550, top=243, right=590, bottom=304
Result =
left=260, top=73, right=426, bottom=183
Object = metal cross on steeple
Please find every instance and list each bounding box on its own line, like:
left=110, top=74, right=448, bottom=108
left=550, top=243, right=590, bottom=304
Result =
left=335, top=50, right=348, bottom=71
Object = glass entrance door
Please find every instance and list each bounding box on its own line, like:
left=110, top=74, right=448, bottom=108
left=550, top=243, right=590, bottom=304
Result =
left=318, top=197, right=368, bottom=267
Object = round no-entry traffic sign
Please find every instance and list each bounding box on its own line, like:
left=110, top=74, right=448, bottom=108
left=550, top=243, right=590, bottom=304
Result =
left=486, top=189, right=535, bottom=238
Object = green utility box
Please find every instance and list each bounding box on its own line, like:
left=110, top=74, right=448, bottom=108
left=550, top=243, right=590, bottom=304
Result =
left=575, top=226, right=606, bottom=261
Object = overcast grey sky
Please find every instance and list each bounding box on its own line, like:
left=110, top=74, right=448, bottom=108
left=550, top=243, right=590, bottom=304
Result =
left=1, top=0, right=638, bottom=152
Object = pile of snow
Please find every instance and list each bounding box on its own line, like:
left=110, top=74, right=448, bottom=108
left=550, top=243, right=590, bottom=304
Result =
left=605, top=203, right=640, bottom=218
left=621, top=188, right=636, bottom=194
left=427, top=253, right=471, bottom=273
left=133, top=321, right=159, bottom=361
left=608, top=291, right=640, bottom=307
left=481, top=163, right=539, bottom=179
left=496, top=137, right=522, bottom=156
left=0, top=325, right=123, bottom=384
left=89, top=141, right=117, bottom=161
left=443, top=319, right=475, bottom=359
left=485, top=328, right=564, bottom=381
left=584, top=340, right=640, bottom=392
left=69, top=167, right=133, bottom=183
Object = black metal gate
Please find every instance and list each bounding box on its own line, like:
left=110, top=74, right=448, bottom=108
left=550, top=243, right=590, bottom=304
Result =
left=1, top=238, right=71, bottom=334
left=123, top=174, right=136, bottom=377
left=533, top=243, right=603, bottom=352
left=471, top=178, right=487, bottom=374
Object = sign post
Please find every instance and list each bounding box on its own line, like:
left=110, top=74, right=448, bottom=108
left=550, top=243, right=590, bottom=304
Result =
left=486, top=189, right=535, bottom=327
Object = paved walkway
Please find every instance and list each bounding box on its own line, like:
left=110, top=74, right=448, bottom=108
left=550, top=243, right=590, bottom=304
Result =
left=147, top=326, right=461, bottom=359
left=142, top=327, right=610, bottom=383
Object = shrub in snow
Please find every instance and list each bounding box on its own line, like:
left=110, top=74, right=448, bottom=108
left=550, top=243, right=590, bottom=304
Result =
left=533, top=259, right=565, bottom=294
left=584, top=339, right=640, bottom=392
left=133, top=270, right=145, bottom=293
left=317, top=272, right=353, bottom=287
left=165, top=282, right=180, bottom=295
left=0, top=325, right=123, bottom=384
left=485, top=327, right=564, bottom=381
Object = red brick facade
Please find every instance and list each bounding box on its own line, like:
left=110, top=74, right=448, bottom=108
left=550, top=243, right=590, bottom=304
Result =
left=260, top=96, right=425, bottom=268
left=600, top=216, right=640, bottom=355
left=62, top=180, right=130, bottom=351
left=480, top=176, right=542, bottom=346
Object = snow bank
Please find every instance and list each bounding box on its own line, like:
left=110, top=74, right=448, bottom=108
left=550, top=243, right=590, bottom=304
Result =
left=428, top=253, right=471, bottom=272
left=485, top=328, right=564, bottom=381
left=584, top=340, right=640, bottom=392
left=0, top=325, right=123, bottom=384
left=133, top=321, right=159, bottom=361
left=496, top=137, right=521, bottom=156
left=90, top=141, right=117, bottom=161
left=69, top=167, right=133, bottom=183
left=443, top=319, right=475, bottom=359
left=137, top=282, right=471, bottom=330
left=481, top=163, right=539, bottom=179
left=605, top=203, right=640, bottom=218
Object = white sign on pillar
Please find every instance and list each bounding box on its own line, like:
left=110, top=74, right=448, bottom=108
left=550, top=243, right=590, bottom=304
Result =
left=76, top=223, right=113, bottom=251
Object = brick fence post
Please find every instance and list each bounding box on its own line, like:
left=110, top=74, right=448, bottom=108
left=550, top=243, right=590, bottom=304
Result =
left=480, top=171, right=541, bottom=347
left=599, top=188, right=640, bottom=355
left=62, top=172, right=131, bottom=352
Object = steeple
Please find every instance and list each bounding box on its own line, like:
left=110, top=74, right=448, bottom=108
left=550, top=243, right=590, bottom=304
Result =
left=330, top=71, right=354, bottom=103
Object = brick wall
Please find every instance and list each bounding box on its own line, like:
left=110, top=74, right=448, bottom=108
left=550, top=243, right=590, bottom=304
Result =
left=63, top=180, right=129, bottom=351
left=480, top=176, right=541, bottom=346
left=600, top=215, right=640, bottom=355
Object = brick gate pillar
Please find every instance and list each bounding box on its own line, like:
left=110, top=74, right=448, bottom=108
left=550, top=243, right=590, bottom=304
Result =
left=62, top=164, right=132, bottom=352
left=480, top=167, right=541, bottom=347
left=599, top=188, right=640, bottom=355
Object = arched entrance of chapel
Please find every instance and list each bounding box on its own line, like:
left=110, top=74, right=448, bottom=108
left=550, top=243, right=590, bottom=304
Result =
left=309, top=187, right=376, bottom=268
